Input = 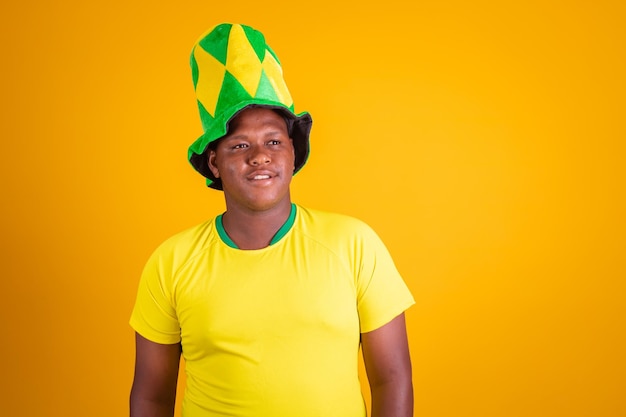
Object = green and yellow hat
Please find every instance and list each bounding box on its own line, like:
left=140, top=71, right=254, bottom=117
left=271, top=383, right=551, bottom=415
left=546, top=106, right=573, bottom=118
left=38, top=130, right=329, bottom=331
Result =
left=187, top=23, right=313, bottom=189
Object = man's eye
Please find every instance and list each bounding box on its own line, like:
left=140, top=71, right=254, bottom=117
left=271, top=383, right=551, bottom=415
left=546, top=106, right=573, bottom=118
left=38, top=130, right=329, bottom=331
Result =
left=233, top=144, right=248, bottom=149
left=268, top=140, right=280, bottom=145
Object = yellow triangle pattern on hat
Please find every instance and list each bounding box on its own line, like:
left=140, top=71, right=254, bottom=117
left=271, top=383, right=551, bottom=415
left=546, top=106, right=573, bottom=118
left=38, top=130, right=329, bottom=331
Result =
left=193, top=46, right=225, bottom=117
left=262, top=51, right=293, bottom=107
left=225, top=25, right=263, bottom=98
left=192, top=24, right=296, bottom=119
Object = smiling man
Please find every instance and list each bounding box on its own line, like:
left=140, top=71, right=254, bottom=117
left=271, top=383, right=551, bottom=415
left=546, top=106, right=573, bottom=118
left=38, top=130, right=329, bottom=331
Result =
left=129, top=23, right=415, bottom=417
left=207, top=107, right=296, bottom=245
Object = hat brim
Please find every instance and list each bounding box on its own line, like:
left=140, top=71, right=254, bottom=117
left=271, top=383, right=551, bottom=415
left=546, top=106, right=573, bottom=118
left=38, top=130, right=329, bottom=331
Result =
left=188, top=102, right=312, bottom=190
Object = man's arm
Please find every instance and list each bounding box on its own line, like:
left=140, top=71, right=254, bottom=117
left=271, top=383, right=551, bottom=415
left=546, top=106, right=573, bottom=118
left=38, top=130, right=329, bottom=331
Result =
left=361, top=313, right=413, bottom=417
left=130, top=332, right=182, bottom=417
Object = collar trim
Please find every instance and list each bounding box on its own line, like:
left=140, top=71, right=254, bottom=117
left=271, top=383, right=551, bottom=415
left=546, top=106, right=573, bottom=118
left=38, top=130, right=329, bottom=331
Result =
left=216, top=203, right=297, bottom=249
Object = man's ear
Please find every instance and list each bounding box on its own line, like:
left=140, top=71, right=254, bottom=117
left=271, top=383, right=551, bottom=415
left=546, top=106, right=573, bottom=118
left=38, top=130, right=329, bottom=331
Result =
left=289, top=138, right=296, bottom=172
left=207, top=149, right=220, bottom=178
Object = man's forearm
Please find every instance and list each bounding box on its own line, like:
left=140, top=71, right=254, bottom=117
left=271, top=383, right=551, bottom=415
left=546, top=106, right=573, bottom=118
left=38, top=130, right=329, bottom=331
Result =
left=130, top=396, right=176, bottom=417
left=370, top=378, right=414, bottom=417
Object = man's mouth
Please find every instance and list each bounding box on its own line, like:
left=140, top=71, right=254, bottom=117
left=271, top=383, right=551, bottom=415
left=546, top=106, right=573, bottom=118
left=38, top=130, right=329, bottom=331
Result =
left=252, top=174, right=271, bottom=180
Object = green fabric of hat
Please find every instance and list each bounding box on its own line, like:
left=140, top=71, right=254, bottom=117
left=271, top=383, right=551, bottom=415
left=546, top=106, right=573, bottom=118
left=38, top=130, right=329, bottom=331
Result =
left=188, top=23, right=313, bottom=189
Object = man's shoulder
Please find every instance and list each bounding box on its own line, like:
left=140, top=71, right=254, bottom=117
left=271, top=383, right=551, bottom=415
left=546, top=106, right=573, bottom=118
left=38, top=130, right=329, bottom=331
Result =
left=147, top=217, right=218, bottom=265
left=295, top=205, right=378, bottom=240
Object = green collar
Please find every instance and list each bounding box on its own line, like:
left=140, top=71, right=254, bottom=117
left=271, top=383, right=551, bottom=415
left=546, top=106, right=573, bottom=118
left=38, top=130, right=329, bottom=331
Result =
left=216, top=203, right=297, bottom=249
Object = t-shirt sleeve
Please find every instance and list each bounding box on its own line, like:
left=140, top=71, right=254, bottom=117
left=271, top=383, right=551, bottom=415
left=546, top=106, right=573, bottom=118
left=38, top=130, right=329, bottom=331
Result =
left=354, top=223, right=415, bottom=333
left=129, top=245, right=182, bottom=344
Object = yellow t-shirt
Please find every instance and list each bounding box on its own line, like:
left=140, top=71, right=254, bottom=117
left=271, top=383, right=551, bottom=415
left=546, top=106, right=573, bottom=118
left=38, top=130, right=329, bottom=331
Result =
left=130, top=205, right=414, bottom=417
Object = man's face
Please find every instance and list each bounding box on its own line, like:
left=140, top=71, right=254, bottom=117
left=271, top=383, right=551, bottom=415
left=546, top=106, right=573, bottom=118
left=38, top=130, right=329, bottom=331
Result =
left=207, top=107, right=295, bottom=212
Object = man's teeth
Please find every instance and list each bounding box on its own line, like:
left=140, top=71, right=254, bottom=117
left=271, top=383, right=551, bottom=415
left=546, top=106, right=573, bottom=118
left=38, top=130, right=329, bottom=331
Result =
left=253, top=175, right=270, bottom=180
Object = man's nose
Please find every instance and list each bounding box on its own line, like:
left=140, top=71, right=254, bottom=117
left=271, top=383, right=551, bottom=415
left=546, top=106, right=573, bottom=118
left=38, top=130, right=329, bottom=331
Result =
left=249, top=146, right=271, bottom=165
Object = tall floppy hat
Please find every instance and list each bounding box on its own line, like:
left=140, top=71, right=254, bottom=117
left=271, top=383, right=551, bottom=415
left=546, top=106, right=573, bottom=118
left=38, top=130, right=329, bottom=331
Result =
left=187, top=23, right=313, bottom=189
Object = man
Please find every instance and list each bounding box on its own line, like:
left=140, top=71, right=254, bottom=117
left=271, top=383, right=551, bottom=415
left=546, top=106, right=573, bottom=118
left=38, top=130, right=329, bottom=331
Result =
left=130, top=23, right=415, bottom=417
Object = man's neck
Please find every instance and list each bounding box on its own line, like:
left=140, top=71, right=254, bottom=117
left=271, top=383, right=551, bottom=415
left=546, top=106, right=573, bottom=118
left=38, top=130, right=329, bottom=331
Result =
left=221, top=199, right=293, bottom=250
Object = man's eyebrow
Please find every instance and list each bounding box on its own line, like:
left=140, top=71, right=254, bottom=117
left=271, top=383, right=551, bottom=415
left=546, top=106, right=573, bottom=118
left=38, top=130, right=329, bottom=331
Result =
left=225, top=134, right=248, bottom=140
left=263, top=129, right=287, bottom=135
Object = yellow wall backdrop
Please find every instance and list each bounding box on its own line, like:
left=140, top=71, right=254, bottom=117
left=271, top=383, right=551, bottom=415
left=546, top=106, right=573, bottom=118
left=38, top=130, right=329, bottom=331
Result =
left=1, top=1, right=624, bottom=416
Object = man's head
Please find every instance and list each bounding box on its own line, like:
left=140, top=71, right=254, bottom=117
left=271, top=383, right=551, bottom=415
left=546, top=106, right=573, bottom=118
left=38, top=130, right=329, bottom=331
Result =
left=187, top=23, right=312, bottom=189
left=207, top=106, right=295, bottom=211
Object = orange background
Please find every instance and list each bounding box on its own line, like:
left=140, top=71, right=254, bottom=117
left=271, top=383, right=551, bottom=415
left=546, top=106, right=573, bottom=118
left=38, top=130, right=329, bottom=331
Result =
left=1, top=1, right=624, bottom=416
